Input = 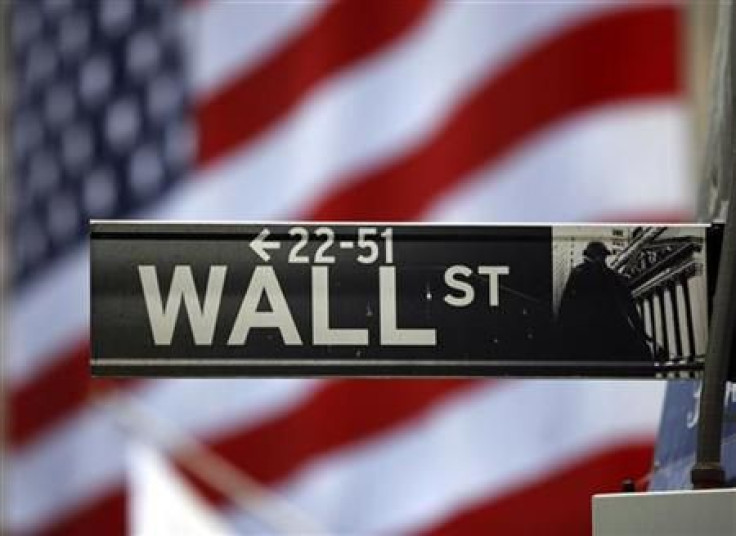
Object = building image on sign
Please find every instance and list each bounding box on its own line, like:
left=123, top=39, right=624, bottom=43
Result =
left=611, top=227, right=708, bottom=371
left=551, top=226, right=708, bottom=368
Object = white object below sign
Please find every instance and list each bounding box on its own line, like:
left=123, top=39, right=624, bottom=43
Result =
left=127, top=440, right=231, bottom=535
left=593, top=489, right=736, bottom=536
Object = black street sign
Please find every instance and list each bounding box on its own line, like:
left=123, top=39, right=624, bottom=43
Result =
left=90, top=222, right=719, bottom=378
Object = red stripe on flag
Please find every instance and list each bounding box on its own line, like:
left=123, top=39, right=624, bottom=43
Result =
left=306, top=7, right=681, bottom=221
left=37, top=489, right=127, bottom=536
left=197, top=0, right=433, bottom=167
left=417, top=441, right=655, bottom=536
left=8, top=341, right=133, bottom=448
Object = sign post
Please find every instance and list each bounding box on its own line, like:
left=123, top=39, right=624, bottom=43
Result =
left=690, top=0, right=736, bottom=490
left=91, top=222, right=719, bottom=380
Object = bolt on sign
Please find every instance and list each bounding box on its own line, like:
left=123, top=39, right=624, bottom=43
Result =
left=90, top=222, right=722, bottom=378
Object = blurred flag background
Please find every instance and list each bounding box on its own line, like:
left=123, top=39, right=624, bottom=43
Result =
left=1, top=0, right=706, bottom=534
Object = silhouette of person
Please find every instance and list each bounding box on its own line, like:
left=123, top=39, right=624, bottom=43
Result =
left=556, top=241, right=652, bottom=361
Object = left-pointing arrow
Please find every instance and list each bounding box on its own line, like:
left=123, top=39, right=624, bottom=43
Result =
left=250, top=228, right=281, bottom=262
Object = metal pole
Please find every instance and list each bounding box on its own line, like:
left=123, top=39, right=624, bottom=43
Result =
left=691, top=1, right=735, bottom=490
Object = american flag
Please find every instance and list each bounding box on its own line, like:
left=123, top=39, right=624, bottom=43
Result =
left=4, top=0, right=694, bottom=534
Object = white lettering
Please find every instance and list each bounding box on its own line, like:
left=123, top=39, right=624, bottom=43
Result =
left=726, top=382, right=736, bottom=406
left=443, top=265, right=474, bottom=307
left=228, top=266, right=302, bottom=345
left=379, top=266, right=436, bottom=346
left=139, top=265, right=226, bottom=346
left=478, top=265, right=510, bottom=307
left=686, top=382, right=701, bottom=429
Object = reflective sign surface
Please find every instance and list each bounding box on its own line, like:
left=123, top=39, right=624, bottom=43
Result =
left=91, top=222, right=715, bottom=378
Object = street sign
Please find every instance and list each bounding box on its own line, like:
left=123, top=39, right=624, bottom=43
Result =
left=91, top=222, right=719, bottom=378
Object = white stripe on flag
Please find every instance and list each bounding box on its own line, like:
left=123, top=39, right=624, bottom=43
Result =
left=425, top=101, right=692, bottom=222
left=7, top=244, right=88, bottom=384
left=188, top=1, right=328, bottom=98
